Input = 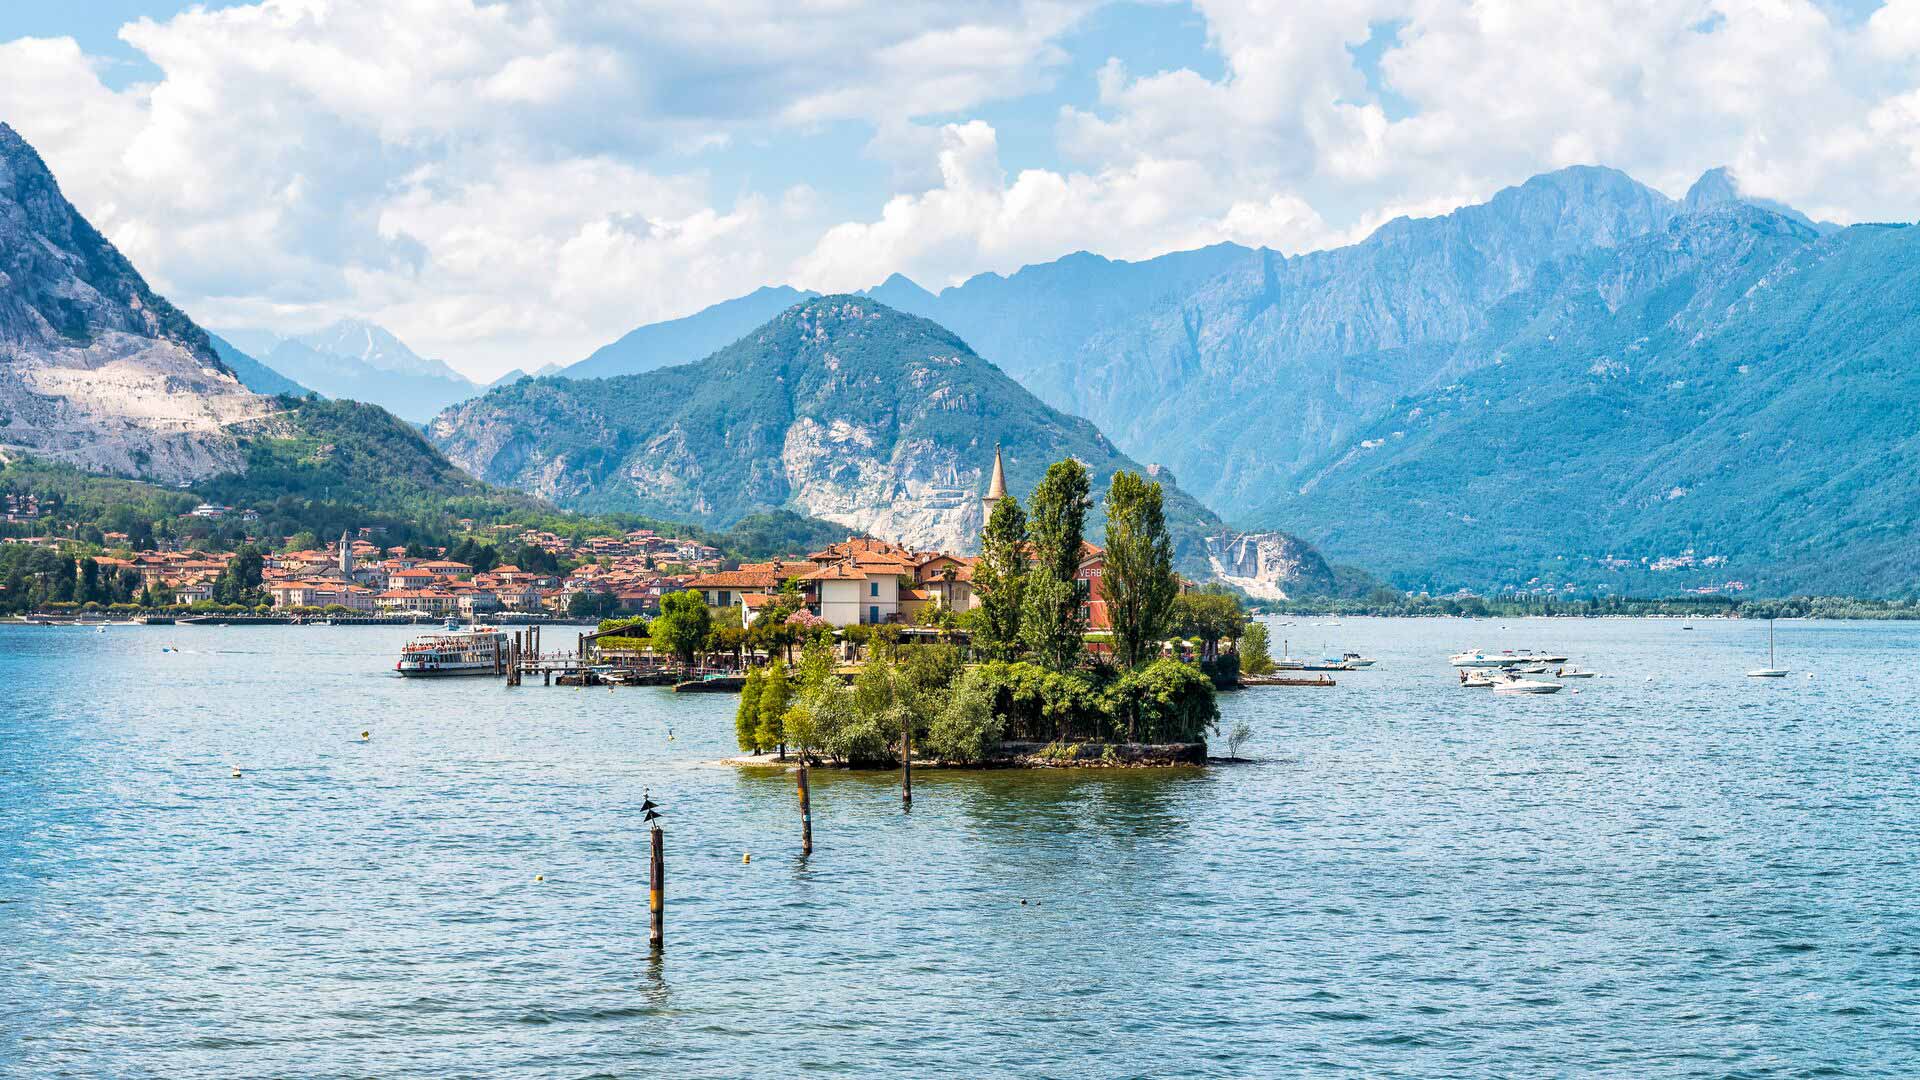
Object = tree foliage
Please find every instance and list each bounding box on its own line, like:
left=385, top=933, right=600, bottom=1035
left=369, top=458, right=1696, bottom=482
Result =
left=651, top=589, right=711, bottom=665
left=1171, top=586, right=1248, bottom=660
left=735, top=667, right=765, bottom=753
left=1101, top=469, right=1177, bottom=670
left=1239, top=621, right=1275, bottom=676
left=972, top=495, right=1029, bottom=661
left=1021, top=458, right=1091, bottom=672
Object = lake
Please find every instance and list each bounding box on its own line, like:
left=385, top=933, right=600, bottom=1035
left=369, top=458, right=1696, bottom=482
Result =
left=3, top=617, right=1917, bottom=1077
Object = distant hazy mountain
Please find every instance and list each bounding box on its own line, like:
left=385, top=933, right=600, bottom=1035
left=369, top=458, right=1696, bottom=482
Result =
left=431, top=296, right=1324, bottom=583
left=1267, top=203, right=1920, bottom=596
left=207, top=332, right=311, bottom=397
left=561, top=285, right=817, bottom=379
left=0, top=122, right=275, bottom=481
left=486, top=363, right=564, bottom=390
left=215, top=319, right=479, bottom=421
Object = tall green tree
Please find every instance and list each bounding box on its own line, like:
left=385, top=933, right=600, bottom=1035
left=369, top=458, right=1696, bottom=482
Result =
left=1239, top=621, right=1275, bottom=675
left=1027, top=460, right=1090, bottom=586
left=735, top=667, right=765, bottom=752
left=1101, top=470, right=1177, bottom=670
left=972, top=495, right=1030, bottom=660
left=1021, top=459, right=1091, bottom=672
left=651, top=589, right=712, bottom=665
left=756, top=665, right=790, bottom=758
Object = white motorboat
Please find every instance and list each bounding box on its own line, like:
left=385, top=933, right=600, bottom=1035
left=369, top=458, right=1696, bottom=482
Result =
left=1459, top=670, right=1496, bottom=688
left=1556, top=666, right=1598, bottom=678
left=1493, top=675, right=1563, bottom=694
left=1747, top=618, right=1790, bottom=678
left=1450, top=649, right=1511, bottom=668
left=1339, top=652, right=1377, bottom=668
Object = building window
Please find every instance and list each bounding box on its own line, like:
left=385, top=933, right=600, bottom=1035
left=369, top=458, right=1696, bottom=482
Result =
left=869, top=605, right=879, bottom=624
left=869, top=580, right=879, bottom=597
left=718, top=590, right=730, bottom=606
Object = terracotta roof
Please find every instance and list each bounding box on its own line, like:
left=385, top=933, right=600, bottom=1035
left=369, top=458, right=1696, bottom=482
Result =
left=742, top=593, right=779, bottom=608
left=687, top=567, right=782, bottom=589
left=803, top=561, right=867, bottom=581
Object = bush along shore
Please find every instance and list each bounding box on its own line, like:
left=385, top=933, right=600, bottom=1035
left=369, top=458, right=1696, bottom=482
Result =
left=728, top=459, right=1248, bottom=769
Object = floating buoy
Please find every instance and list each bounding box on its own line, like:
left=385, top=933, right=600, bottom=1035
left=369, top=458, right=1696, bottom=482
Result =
left=360, top=730, right=370, bottom=741
left=742, top=853, right=751, bottom=864
left=230, top=766, right=242, bottom=779
left=534, top=874, right=544, bottom=883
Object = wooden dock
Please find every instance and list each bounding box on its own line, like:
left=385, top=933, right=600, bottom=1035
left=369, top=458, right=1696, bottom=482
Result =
left=1240, top=674, right=1337, bottom=687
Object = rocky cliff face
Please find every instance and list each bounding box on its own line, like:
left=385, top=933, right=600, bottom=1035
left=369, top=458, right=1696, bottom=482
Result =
left=0, top=123, right=274, bottom=481
left=430, top=296, right=1240, bottom=567
left=1263, top=204, right=1920, bottom=594
left=1203, top=531, right=1336, bottom=600
left=856, top=166, right=1683, bottom=515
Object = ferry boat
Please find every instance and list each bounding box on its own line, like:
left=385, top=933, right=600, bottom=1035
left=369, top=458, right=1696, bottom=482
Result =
left=395, top=626, right=508, bottom=677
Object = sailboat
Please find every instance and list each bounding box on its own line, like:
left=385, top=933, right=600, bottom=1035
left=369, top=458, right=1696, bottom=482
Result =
left=1747, top=618, right=1790, bottom=678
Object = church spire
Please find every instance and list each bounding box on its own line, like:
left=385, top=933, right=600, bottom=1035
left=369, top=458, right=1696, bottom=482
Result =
left=983, top=444, right=1007, bottom=518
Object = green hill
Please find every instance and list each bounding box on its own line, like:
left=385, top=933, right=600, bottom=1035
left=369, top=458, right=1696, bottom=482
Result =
left=1267, top=207, right=1920, bottom=596
left=430, top=296, right=1268, bottom=574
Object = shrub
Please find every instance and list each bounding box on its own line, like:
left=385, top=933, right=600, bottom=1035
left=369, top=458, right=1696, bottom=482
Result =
left=1105, top=659, right=1219, bottom=744
left=924, top=666, right=1006, bottom=764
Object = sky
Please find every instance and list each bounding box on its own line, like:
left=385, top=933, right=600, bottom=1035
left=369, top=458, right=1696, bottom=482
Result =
left=2, top=0, right=1918, bottom=379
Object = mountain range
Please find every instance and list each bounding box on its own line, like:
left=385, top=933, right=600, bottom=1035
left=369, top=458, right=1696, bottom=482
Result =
left=213, top=320, right=481, bottom=422
left=10, top=104, right=1919, bottom=598
left=531, top=165, right=1912, bottom=595
left=428, top=295, right=1311, bottom=581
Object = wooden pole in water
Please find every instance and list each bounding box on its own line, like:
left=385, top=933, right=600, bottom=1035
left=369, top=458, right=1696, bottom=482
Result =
left=648, top=824, right=664, bottom=951
left=902, top=716, right=912, bottom=809
left=796, top=765, right=813, bottom=855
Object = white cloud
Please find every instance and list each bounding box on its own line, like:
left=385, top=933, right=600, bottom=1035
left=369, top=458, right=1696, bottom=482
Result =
left=7, top=0, right=1920, bottom=380
left=0, top=0, right=1097, bottom=376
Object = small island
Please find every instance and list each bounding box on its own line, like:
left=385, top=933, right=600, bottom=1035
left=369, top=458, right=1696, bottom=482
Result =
left=730, top=457, right=1252, bottom=768
left=597, top=454, right=1275, bottom=769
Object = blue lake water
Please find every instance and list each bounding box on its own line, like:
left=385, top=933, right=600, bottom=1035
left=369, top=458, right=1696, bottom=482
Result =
left=3, top=617, right=1917, bottom=1077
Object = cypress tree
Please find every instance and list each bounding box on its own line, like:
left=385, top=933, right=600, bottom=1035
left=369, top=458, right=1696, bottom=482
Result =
left=735, top=667, right=764, bottom=753
left=1101, top=470, right=1177, bottom=671
left=757, top=665, right=791, bottom=759
left=1021, top=460, right=1091, bottom=672
left=973, top=495, right=1029, bottom=660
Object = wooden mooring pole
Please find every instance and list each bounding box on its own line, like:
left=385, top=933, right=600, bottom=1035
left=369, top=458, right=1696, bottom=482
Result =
left=902, top=718, right=912, bottom=809
left=648, top=824, right=664, bottom=951
left=796, top=765, right=813, bottom=855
